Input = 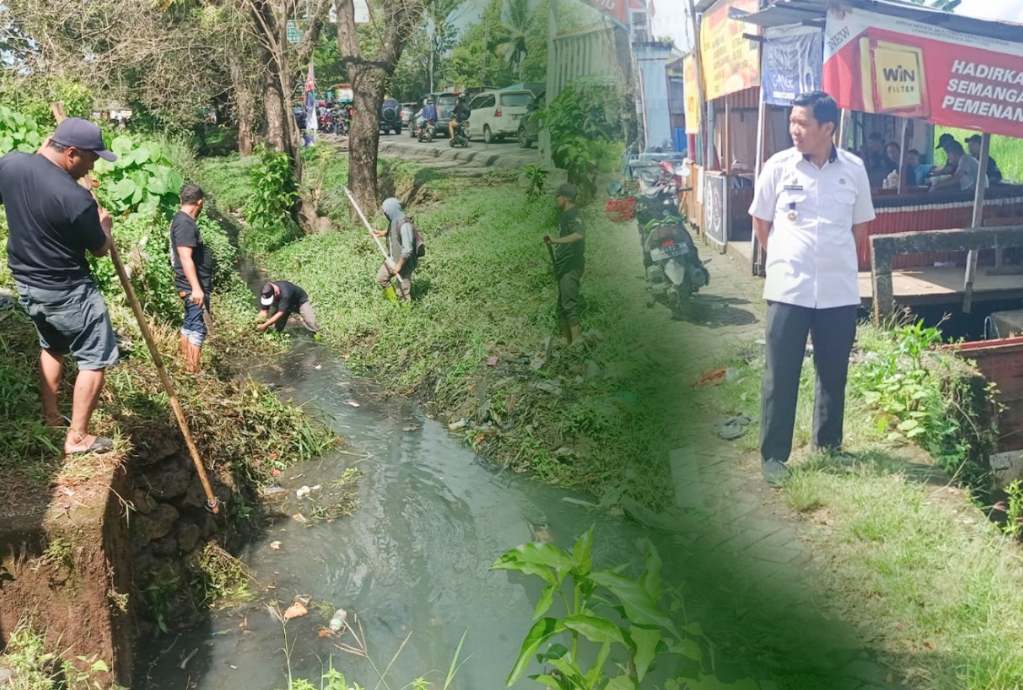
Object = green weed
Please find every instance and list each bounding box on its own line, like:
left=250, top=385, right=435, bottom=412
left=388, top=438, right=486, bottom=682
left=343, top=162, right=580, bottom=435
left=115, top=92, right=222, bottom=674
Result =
left=192, top=542, right=254, bottom=607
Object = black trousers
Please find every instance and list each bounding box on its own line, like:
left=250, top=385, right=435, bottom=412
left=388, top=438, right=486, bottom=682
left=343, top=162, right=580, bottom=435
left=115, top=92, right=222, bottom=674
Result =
left=761, top=301, right=858, bottom=465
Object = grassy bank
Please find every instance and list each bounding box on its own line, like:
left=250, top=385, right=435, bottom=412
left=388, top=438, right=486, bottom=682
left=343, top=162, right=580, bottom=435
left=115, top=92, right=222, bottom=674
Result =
left=701, top=322, right=1023, bottom=690
left=196, top=148, right=676, bottom=507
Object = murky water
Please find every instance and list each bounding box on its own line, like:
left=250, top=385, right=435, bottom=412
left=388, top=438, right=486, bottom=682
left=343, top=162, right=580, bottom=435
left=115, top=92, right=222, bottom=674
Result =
left=138, top=338, right=678, bottom=690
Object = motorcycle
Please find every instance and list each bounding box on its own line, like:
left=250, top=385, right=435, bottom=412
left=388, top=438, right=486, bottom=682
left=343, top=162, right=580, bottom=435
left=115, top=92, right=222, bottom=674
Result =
left=449, top=120, right=469, bottom=148
left=643, top=218, right=709, bottom=316
left=417, top=119, right=436, bottom=143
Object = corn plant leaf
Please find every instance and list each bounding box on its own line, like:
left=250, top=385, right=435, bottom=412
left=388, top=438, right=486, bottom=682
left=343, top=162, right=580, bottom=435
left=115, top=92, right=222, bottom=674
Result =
left=590, top=570, right=678, bottom=637
left=533, top=582, right=557, bottom=620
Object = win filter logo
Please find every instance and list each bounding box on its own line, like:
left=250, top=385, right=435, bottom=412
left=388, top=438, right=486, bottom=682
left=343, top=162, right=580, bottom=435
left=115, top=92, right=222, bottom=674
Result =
left=858, top=37, right=930, bottom=118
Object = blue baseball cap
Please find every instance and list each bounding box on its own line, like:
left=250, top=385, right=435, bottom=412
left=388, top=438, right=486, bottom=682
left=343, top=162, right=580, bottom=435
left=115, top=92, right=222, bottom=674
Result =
left=50, top=118, right=117, bottom=162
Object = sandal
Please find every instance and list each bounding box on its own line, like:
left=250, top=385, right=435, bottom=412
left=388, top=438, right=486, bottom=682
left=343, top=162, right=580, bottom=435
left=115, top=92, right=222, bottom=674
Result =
left=65, top=436, right=115, bottom=456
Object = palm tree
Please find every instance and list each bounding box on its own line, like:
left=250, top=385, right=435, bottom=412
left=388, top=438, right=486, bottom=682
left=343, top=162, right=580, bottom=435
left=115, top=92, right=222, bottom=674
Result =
left=495, top=0, right=532, bottom=79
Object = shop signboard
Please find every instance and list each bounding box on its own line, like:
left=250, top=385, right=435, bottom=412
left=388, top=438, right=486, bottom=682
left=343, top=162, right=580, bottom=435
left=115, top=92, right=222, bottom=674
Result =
left=699, top=0, right=760, bottom=102
left=824, top=6, right=1023, bottom=138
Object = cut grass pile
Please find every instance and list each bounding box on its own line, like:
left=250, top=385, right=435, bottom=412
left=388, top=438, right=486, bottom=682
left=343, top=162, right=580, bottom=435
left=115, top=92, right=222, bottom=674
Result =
left=197, top=150, right=676, bottom=506
left=701, top=323, right=1023, bottom=690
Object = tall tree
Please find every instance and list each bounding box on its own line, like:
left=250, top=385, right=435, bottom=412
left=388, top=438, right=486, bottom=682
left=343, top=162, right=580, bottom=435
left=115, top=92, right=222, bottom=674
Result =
left=242, top=0, right=332, bottom=229
left=335, top=0, right=425, bottom=213
left=425, top=0, right=462, bottom=92
left=495, top=0, right=531, bottom=80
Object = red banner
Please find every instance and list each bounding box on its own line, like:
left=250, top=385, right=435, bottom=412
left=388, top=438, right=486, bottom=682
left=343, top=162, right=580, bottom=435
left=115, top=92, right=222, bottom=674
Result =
left=823, top=7, right=1023, bottom=138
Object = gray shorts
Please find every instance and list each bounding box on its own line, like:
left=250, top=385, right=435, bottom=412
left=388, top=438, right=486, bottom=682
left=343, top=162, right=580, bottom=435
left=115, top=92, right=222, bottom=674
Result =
left=556, top=270, right=582, bottom=324
left=16, top=281, right=119, bottom=370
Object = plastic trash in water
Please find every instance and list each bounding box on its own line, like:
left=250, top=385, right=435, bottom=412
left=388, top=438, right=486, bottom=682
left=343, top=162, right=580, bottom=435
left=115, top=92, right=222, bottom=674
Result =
left=329, top=608, right=348, bottom=632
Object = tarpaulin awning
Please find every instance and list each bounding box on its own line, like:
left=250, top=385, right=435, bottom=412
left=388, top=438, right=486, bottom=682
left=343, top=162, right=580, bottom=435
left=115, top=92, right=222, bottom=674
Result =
left=824, top=5, right=1023, bottom=138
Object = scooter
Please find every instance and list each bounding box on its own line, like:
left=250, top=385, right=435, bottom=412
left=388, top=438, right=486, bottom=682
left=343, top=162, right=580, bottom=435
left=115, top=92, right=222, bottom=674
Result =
left=417, top=119, right=436, bottom=143
left=643, top=218, right=709, bottom=316
left=449, top=120, right=469, bottom=148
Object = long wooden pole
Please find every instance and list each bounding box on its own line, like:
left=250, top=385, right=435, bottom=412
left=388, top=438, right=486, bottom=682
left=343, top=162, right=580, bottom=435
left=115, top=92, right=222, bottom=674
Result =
left=963, top=132, right=990, bottom=314
left=342, top=186, right=403, bottom=292
left=52, top=104, right=219, bottom=514
left=897, top=118, right=908, bottom=195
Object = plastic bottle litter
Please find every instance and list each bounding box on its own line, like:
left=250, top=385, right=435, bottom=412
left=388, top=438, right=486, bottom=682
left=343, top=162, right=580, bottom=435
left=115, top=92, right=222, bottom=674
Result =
left=328, top=608, right=348, bottom=632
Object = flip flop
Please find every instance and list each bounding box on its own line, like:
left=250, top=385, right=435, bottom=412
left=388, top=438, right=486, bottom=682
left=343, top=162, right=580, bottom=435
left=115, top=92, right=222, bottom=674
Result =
left=65, top=436, right=115, bottom=456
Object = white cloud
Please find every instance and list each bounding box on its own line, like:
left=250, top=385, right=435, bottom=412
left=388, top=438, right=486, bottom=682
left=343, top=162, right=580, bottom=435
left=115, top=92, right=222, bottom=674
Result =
left=955, top=0, right=1023, bottom=22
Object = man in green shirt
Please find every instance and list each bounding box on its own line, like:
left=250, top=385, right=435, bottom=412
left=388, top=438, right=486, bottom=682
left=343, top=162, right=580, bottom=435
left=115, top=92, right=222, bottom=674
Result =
left=544, top=184, right=585, bottom=345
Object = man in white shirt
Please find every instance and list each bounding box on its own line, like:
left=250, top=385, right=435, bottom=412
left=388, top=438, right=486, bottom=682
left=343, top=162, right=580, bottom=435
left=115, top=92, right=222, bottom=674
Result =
left=749, top=91, right=876, bottom=485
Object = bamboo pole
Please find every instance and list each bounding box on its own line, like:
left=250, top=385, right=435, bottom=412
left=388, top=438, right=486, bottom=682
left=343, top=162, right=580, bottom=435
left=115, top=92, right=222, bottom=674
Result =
left=342, top=186, right=404, bottom=292
left=52, top=103, right=219, bottom=514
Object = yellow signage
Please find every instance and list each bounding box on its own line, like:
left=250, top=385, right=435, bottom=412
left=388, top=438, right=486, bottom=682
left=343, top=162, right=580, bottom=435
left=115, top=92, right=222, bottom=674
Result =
left=859, top=38, right=929, bottom=118
left=699, top=0, right=760, bottom=102
left=684, top=56, right=702, bottom=134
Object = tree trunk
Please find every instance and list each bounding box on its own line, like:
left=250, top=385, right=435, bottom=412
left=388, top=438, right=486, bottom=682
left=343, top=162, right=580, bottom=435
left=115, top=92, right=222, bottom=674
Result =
left=347, top=65, right=387, bottom=216
left=263, top=71, right=288, bottom=154
left=229, top=58, right=257, bottom=156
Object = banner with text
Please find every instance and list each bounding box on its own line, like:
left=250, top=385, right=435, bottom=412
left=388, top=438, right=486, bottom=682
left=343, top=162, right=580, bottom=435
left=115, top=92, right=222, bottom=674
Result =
left=823, top=7, right=1023, bottom=138
left=684, top=56, right=702, bottom=133
left=763, top=29, right=823, bottom=106
left=699, top=0, right=760, bottom=102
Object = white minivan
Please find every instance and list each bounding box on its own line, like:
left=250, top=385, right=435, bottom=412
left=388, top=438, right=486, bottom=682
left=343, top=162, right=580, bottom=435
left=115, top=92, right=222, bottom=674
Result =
left=467, top=89, right=533, bottom=143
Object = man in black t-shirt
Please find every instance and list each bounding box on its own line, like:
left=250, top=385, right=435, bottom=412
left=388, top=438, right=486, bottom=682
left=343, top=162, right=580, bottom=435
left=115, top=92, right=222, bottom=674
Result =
left=256, top=280, right=320, bottom=333
left=543, top=184, right=586, bottom=346
left=169, top=184, right=214, bottom=373
left=1, top=117, right=119, bottom=455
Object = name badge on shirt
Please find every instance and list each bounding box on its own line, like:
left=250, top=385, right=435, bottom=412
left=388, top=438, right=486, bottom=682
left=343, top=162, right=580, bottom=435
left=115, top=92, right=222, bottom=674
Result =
left=783, top=184, right=804, bottom=192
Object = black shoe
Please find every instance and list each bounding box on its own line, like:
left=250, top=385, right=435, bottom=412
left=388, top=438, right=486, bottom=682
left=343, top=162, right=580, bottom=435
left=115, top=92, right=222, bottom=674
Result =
left=761, top=459, right=789, bottom=486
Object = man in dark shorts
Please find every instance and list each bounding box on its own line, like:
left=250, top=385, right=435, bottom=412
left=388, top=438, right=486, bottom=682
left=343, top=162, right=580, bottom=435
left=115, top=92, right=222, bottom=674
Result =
left=256, top=280, right=320, bottom=333
left=169, top=184, right=213, bottom=373
left=544, top=183, right=585, bottom=346
left=1, top=117, right=119, bottom=455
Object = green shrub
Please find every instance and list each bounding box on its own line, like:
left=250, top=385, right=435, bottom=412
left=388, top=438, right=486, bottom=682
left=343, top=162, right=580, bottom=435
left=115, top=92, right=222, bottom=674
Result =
left=0, top=105, right=45, bottom=155
left=539, top=79, right=625, bottom=202
left=243, top=147, right=300, bottom=253
left=93, top=134, right=185, bottom=218
left=0, top=75, right=93, bottom=129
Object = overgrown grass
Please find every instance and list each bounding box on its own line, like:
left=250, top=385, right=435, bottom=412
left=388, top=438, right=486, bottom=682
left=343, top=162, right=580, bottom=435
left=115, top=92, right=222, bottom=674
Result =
left=0, top=619, right=121, bottom=690
left=701, top=323, right=1023, bottom=689
left=197, top=151, right=675, bottom=505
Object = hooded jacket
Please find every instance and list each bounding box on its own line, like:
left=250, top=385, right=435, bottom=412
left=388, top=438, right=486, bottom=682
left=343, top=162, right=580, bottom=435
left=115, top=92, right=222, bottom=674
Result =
left=382, top=197, right=415, bottom=266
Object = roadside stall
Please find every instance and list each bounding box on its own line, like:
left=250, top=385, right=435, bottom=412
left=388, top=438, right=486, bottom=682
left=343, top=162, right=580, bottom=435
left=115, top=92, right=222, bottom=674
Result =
left=682, top=0, right=761, bottom=252
left=740, top=0, right=1023, bottom=291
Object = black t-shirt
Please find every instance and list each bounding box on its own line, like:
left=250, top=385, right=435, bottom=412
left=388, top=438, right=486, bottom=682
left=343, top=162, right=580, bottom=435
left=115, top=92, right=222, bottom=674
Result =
left=988, top=156, right=1003, bottom=184
left=169, top=211, right=214, bottom=294
left=0, top=152, right=107, bottom=289
left=554, top=207, right=585, bottom=277
left=269, top=281, right=308, bottom=315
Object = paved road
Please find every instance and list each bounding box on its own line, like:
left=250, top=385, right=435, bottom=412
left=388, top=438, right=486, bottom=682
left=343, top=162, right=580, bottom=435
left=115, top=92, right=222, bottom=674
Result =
left=322, top=131, right=542, bottom=171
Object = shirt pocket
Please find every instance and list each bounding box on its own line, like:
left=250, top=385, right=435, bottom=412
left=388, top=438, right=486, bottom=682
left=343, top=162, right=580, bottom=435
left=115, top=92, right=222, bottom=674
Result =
left=833, top=185, right=857, bottom=209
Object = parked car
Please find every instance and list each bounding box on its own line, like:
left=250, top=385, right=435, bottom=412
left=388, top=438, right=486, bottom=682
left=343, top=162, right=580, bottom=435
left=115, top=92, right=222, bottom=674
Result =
left=380, top=98, right=402, bottom=135
left=518, top=90, right=545, bottom=148
left=400, top=102, right=417, bottom=128
left=467, top=89, right=533, bottom=144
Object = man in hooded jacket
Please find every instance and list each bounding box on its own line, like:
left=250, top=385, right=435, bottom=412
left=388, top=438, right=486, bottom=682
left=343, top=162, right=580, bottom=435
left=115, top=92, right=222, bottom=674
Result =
left=374, top=197, right=416, bottom=301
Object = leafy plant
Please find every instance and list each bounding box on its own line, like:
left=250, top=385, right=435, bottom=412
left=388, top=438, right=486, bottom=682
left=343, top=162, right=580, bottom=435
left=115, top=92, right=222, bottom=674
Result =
left=851, top=319, right=994, bottom=486
left=493, top=528, right=739, bottom=690
left=0, top=105, right=45, bottom=155
left=243, top=146, right=300, bottom=252
left=539, top=81, right=625, bottom=204
left=93, top=134, right=185, bottom=218
left=524, top=164, right=549, bottom=201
